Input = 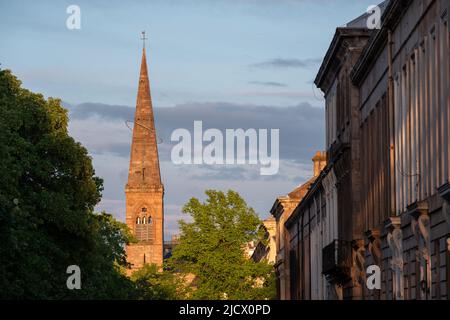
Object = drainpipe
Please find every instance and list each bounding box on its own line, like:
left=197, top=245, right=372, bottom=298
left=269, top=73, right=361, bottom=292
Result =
left=388, top=29, right=396, bottom=217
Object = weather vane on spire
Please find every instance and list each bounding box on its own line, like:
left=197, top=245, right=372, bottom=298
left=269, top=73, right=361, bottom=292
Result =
left=140, top=30, right=148, bottom=49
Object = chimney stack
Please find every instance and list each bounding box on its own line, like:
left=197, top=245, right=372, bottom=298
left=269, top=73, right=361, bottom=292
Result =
left=312, top=151, right=326, bottom=177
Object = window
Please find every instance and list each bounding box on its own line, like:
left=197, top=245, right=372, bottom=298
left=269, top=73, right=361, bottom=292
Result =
left=136, top=215, right=153, bottom=241
left=135, top=207, right=154, bottom=241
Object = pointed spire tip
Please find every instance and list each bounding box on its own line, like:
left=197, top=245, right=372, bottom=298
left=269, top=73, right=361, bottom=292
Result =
left=140, top=30, right=148, bottom=51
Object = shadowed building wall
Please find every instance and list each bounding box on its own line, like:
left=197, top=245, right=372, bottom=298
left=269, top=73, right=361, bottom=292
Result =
left=280, top=0, right=449, bottom=300
left=352, top=0, right=450, bottom=300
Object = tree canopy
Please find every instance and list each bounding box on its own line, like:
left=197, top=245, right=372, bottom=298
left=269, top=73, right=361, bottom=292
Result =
left=131, top=263, right=191, bottom=300
left=170, top=189, right=276, bottom=300
left=0, top=69, right=136, bottom=299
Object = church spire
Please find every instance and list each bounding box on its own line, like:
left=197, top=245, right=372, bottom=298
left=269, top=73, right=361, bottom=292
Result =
left=125, top=32, right=164, bottom=273
left=126, top=31, right=162, bottom=188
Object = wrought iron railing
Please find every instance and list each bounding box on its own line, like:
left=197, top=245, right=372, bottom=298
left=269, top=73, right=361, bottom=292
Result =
left=322, top=239, right=352, bottom=283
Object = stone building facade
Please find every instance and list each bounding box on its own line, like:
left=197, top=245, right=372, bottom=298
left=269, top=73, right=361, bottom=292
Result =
left=125, top=46, right=164, bottom=273
left=285, top=169, right=326, bottom=299
left=313, top=12, right=375, bottom=299
left=271, top=152, right=326, bottom=299
left=351, top=0, right=450, bottom=300
left=251, top=217, right=277, bottom=264
left=276, top=0, right=449, bottom=300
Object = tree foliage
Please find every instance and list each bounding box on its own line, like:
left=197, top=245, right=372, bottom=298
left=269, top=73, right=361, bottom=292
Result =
left=131, top=264, right=190, bottom=300
left=0, top=70, right=136, bottom=299
left=170, top=190, right=276, bottom=300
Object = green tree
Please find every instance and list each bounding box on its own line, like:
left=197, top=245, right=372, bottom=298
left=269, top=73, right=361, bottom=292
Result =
left=0, top=69, right=135, bottom=299
left=131, top=264, right=190, bottom=300
left=170, top=190, right=276, bottom=300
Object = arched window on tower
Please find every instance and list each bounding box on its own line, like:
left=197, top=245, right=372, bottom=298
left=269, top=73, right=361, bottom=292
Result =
left=135, top=208, right=153, bottom=241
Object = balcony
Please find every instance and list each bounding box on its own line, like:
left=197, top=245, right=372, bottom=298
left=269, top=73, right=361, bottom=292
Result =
left=322, top=240, right=352, bottom=283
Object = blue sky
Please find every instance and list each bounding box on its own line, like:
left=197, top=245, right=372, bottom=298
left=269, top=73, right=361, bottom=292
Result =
left=0, top=0, right=380, bottom=238
left=1, top=0, right=378, bottom=107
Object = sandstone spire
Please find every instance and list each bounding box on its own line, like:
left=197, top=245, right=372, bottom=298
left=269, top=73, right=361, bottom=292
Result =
left=127, top=46, right=162, bottom=187
left=125, top=33, right=164, bottom=272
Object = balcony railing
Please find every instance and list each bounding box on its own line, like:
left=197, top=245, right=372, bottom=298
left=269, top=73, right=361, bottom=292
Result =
left=322, top=239, right=352, bottom=283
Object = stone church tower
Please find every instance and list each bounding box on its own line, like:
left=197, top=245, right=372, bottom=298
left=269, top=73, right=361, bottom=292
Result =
left=125, top=37, right=164, bottom=272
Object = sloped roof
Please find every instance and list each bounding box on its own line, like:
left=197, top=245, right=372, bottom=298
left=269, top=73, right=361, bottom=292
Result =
left=288, top=176, right=316, bottom=200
